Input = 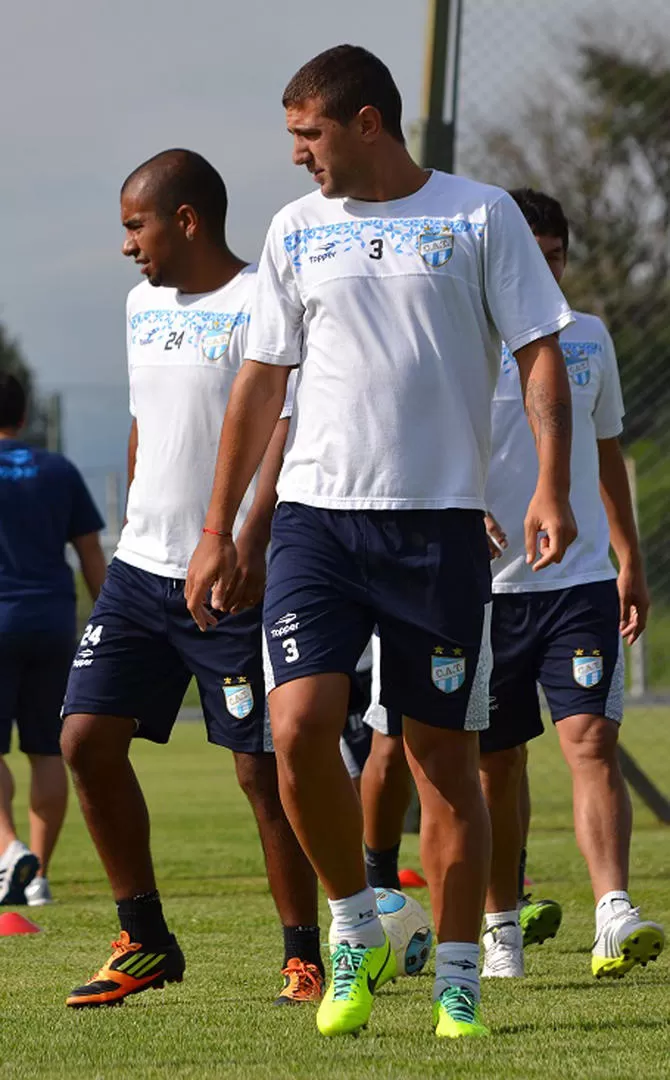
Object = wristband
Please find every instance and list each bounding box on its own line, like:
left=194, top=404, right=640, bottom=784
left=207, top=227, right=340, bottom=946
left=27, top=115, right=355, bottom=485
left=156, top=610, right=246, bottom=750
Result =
left=202, top=527, right=232, bottom=538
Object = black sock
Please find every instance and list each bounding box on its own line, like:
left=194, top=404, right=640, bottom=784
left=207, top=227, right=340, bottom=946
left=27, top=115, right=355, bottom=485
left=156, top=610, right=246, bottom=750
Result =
left=518, top=847, right=528, bottom=902
left=116, top=890, right=172, bottom=947
left=365, top=842, right=401, bottom=890
left=282, top=925, right=324, bottom=976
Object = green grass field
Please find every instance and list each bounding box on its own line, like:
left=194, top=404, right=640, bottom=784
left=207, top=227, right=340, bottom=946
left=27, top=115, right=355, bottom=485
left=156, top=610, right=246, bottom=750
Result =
left=2, top=712, right=669, bottom=1080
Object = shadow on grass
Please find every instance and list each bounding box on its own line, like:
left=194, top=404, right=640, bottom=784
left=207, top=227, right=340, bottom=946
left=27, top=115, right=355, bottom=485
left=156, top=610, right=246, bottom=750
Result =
left=497, top=1015, right=668, bottom=1036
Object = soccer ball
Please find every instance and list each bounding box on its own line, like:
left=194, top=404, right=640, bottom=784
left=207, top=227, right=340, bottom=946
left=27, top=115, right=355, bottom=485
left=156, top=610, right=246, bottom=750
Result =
left=374, top=888, right=433, bottom=976
left=328, top=887, right=433, bottom=977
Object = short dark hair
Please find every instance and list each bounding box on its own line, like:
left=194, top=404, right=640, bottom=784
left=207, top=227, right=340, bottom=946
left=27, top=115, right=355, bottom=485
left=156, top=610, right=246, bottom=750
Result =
left=282, top=45, right=405, bottom=144
left=508, top=187, right=569, bottom=253
left=121, top=149, right=228, bottom=239
left=0, top=372, right=27, bottom=428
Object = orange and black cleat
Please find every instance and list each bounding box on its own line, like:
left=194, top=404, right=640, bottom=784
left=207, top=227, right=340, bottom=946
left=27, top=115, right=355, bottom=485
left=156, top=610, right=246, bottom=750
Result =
left=273, top=957, right=325, bottom=1005
left=66, top=930, right=185, bottom=1007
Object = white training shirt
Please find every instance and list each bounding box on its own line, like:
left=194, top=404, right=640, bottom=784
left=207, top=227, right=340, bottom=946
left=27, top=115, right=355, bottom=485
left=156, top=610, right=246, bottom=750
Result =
left=247, top=169, right=573, bottom=510
left=116, top=266, right=263, bottom=578
left=487, top=311, right=624, bottom=593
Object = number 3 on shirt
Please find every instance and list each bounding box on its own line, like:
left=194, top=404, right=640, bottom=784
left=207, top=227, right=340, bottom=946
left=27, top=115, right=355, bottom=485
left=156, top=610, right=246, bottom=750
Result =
left=369, top=238, right=384, bottom=260
left=282, top=637, right=300, bottom=663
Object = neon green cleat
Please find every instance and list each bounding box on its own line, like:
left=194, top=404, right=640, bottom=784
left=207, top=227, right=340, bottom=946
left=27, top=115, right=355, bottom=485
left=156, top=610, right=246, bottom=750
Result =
left=519, top=896, right=562, bottom=947
left=592, top=908, right=664, bottom=979
left=316, top=936, right=395, bottom=1037
left=433, top=986, right=490, bottom=1039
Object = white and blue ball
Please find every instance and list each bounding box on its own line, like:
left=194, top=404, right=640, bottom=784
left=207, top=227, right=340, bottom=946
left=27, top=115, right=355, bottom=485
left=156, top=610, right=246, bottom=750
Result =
left=328, top=887, right=433, bottom=977
left=374, top=887, right=433, bottom=976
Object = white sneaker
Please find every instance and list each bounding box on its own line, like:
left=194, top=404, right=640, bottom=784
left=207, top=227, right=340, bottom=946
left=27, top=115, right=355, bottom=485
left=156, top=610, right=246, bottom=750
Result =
left=0, top=840, right=40, bottom=905
left=592, top=906, right=664, bottom=979
left=482, top=921, right=524, bottom=977
left=24, top=876, right=53, bottom=906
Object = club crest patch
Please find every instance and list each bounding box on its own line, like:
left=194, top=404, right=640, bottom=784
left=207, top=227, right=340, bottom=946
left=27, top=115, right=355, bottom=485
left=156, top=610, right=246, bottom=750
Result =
left=431, top=647, right=466, bottom=693
left=201, top=326, right=233, bottom=362
left=572, top=650, right=603, bottom=688
left=223, top=678, right=254, bottom=718
left=418, top=227, right=454, bottom=268
left=565, top=351, right=590, bottom=387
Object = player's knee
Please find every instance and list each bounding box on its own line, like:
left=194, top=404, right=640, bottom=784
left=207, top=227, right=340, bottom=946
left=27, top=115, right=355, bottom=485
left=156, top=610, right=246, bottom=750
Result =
left=60, top=713, right=130, bottom=773
left=370, top=732, right=406, bottom=776
left=234, top=751, right=280, bottom=811
left=559, top=714, right=618, bottom=766
left=479, top=745, right=525, bottom=804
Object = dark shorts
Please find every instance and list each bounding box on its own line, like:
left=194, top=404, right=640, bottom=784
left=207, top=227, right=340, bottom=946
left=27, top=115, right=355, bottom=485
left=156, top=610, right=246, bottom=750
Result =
left=263, top=503, right=492, bottom=731
left=0, top=632, right=74, bottom=755
left=63, top=559, right=269, bottom=753
left=479, top=580, right=624, bottom=755
left=340, top=667, right=374, bottom=779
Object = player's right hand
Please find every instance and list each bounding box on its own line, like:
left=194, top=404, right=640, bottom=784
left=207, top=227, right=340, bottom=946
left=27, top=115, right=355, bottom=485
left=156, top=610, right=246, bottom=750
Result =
left=484, top=512, right=508, bottom=560
left=185, top=532, right=238, bottom=631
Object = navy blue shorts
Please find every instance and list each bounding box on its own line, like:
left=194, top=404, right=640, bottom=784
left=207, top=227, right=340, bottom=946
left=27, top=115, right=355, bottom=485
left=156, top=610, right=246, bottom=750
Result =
left=63, top=559, right=269, bottom=753
left=0, top=632, right=74, bottom=755
left=340, top=667, right=373, bottom=779
left=479, top=580, right=624, bottom=755
left=263, top=503, right=492, bottom=731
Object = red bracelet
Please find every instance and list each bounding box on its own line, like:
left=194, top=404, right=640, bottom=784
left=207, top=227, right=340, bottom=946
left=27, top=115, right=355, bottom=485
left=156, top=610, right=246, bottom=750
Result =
left=202, top=527, right=232, bottom=538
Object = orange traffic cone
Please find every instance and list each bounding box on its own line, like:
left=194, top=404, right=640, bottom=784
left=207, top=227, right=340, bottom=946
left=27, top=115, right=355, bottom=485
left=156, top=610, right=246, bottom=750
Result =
left=398, top=868, right=427, bottom=889
left=0, top=912, right=41, bottom=936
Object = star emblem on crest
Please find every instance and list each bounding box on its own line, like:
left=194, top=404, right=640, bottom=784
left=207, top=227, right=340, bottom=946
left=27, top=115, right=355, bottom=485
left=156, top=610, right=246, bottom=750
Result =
left=434, top=646, right=444, bottom=655
left=224, top=677, right=233, bottom=685
left=453, top=648, right=463, bottom=656
left=575, top=649, right=584, bottom=657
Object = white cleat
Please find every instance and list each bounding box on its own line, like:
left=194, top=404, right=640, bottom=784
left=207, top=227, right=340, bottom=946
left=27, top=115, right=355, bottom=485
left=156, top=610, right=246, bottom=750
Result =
left=0, top=840, right=40, bottom=905
left=482, top=921, right=525, bottom=978
left=592, top=907, right=664, bottom=979
left=24, top=876, right=53, bottom=906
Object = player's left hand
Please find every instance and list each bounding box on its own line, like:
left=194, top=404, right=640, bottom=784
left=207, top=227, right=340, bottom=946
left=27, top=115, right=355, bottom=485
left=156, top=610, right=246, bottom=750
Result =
left=617, top=561, right=650, bottom=646
left=524, top=488, right=578, bottom=571
left=219, top=529, right=267, bottom=615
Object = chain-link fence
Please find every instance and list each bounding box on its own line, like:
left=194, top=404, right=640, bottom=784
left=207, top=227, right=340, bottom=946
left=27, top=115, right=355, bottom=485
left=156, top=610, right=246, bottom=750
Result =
left=456, top=0, right=670, bottom=698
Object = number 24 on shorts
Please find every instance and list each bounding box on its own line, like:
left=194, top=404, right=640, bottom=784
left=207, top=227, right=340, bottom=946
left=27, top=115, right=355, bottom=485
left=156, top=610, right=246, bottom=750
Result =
left=282, top=637, right=300, bottom=663
left=80, top=623, right=103, bottom=647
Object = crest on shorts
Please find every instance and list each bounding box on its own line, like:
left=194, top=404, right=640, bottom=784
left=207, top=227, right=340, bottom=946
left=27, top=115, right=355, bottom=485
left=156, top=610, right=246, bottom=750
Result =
left=565, top=350, right=591, bottom=387
left=418, top=227, right=454, bottom=268
left=572, top=649, right=603, bottom=688
left=431, top=646, right=466, bottom=694
left=201, top=325, right=233, bottom=362
left=223, top=677, right=254, bottom=718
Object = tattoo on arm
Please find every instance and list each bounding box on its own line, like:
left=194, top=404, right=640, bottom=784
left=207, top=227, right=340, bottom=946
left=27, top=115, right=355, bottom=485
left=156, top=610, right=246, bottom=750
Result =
left=524, top=376, right=571, bottom=447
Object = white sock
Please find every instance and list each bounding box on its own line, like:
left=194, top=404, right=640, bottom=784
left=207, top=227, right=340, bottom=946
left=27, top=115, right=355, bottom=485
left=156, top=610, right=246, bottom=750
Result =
left=484, top=910, right=519, bottom=931
left=433, top=941, right=480, bottom=1002
left=328, top=887, right=385, bottom=948
left=596, top=890, right=632, bottom=934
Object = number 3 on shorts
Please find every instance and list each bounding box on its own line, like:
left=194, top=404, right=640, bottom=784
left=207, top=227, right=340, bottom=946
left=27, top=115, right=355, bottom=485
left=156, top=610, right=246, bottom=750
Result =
left=282, top=637, right=300, bottom=664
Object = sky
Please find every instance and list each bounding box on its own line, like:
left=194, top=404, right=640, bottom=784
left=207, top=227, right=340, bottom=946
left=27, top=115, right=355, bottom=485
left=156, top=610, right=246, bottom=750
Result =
left=0, top=0, right=664, bottom=514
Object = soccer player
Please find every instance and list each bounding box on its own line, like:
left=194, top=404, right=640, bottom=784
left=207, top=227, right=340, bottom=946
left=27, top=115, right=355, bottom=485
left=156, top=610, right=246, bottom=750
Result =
left=0, top=373, right=105, bottom=906
left=479, top=188, right=664, bottom=980
left=185, top=47, right=576, bottom=1039
left=60, top=150, right=322, bottom=1008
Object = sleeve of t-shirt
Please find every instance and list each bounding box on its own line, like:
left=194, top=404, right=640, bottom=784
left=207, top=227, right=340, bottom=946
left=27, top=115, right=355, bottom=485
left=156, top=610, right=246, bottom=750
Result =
left=245, top=214, right=304, bottom=366
left=594, top=325, right=625, bottom=438
left=483, top=192, right=574, bottom=353
left=67, top=464, right=105, bottom=540
left=280, top=369, right=297, bottom=420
